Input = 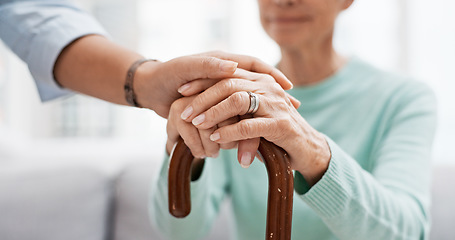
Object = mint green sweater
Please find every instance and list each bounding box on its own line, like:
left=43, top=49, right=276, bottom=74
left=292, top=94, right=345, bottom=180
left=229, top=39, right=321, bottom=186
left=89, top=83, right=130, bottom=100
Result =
left=149, top=58, right=437, bottom=240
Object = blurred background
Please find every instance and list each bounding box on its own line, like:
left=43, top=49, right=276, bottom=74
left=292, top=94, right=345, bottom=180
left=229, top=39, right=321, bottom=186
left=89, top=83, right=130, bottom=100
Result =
left=0, top=0, right=454, bottom=169
left=1, top=0, right=454, bottom=239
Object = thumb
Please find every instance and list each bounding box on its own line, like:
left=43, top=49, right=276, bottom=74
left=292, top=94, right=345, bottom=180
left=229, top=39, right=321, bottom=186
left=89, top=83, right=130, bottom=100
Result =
left=170, top=56, right=238, bottom=83
left=237, top=138, right=261, bottom=169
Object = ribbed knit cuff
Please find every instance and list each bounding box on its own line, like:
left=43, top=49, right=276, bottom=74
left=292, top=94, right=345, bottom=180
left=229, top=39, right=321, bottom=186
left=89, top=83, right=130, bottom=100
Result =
left=300, top=136, right=355, bottom=218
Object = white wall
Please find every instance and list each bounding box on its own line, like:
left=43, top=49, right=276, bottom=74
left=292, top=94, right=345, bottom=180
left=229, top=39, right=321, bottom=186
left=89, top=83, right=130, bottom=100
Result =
left=0, top=0, right=453, bottom=166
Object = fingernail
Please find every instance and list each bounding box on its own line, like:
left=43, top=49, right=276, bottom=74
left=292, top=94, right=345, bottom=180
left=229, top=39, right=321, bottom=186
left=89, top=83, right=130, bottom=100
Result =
left=178, top=83, right=191, bottom=93
left=210, top=132, right=220, bottom=142
left=240, top=152, right=252, bottom=168
left=192, top=114, right=205, bottom=126
left=221, top=61, right=238, bottom=72
left=181, top=106, right=193, bottom=120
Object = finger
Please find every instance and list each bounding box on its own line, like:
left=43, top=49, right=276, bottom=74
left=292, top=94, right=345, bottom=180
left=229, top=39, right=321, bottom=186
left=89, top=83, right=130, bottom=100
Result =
left=237, top=138, right=260, bottom=168
left=199, top=51, right=293, bottom=90
left=199, top=127, right=220, bottom=158
left=286, top=92, right=301, bottom=109
left=166, top=98, right=192, bottom=154
left=178, top=68, right=273, bottom=97
left=169, top=56, right=239, bottom=83
left=177, top=79, right=220, bottom=96
left=166, top=123, right=180, bottom=155
left=217, top=117, right=240, bottom=150
left=180, top=78, right=256, bottom=121
left=210, top=118, right=275, bottom=144
left=230, top=68, right=275, bottom=85
left=192, top=91, right=252, bottom=129
left=178, top=121, right=207, bottom=159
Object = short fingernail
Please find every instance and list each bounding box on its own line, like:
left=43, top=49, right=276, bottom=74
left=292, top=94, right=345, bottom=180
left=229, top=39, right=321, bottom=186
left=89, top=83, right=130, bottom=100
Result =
left=210, top=132, right=220, bottom=142
left=178, top=83, right=191, bottom=93
left=192, top=114, right=205, bottom=126
left=240, top=152, right=252, bottom=168
left=221, top=61, right=238, bottom=72
left=181, top=106, right=193, bottom=120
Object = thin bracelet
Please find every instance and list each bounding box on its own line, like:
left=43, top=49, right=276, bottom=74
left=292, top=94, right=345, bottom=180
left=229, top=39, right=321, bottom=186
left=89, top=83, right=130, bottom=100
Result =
left=124, top=58, right=156, bottom=108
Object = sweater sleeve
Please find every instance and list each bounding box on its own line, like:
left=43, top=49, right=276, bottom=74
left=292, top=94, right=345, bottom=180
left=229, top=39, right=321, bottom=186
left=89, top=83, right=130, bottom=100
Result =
left=296, top=82, right=437, bottom=240
left=149, top=151, right=230, bottom=240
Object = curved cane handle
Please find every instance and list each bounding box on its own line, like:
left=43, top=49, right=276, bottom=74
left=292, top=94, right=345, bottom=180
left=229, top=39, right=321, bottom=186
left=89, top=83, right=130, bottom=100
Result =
left=168, top=137, right=294, bottom=240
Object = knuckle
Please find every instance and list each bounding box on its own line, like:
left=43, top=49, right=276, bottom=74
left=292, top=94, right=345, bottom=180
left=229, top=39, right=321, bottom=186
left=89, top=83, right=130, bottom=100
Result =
left=188, top=144, right=204, bottom=158
left=207, top=147, right=219, bottom=157
left=171, top=97, right=192, bottom=112
left=271, top=82, right=283, bottom=92
left=183, top=135, right=198, bottom=148
left=274, top=117, right=293, bottom=139
left=237, top=121, right=252, bottom=137
left=190, top=96, right=202, bottom=109
left=170, top=98, right=183, bottom=110
left=230, top=92, right=246, bottom=109
left=206, top=105, right=221, bottom=122
left=267, top=119, right=282, bottom=140
left=276, top=118, right=289, bottom=129
left=190, top=95, right=207, bottom=112
left=202, top=57, right=218, bottom=70
left=220, top=78, right=236, bottom=92
left=264, top=74, right=275, bottom=83
left=275, top=99, right=289, bottom=110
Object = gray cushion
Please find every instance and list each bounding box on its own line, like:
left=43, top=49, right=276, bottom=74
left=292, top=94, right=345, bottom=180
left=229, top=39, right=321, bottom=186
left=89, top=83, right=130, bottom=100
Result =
left=0, top=163, right=111, bottom=240
left=112, top=160, right=232, bottom=240
left=430, top=165, right=455, bottom=240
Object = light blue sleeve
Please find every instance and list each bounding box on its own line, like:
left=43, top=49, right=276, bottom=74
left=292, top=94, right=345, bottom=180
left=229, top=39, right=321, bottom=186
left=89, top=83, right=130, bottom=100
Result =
left=149, top=151, right=230, bottom=240
left=0, top=0, right=108, bottom=101
left=297, top=82, right=437, bottom=240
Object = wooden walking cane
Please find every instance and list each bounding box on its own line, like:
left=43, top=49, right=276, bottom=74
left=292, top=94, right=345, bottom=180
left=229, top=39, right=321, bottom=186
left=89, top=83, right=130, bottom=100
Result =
left=168, top=137, right=294, bottom=240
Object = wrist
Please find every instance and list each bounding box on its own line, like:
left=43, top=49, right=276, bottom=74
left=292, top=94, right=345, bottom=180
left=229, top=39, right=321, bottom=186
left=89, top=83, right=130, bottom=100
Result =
left=127, top=59, right=160, bottom=108
left=296, top=134, right=331, bottom=187
left=134, top=60, right=174, bottom=117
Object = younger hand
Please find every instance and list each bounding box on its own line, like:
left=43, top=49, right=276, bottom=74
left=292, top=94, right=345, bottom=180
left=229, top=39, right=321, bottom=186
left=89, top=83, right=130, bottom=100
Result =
left=134, top=51, right=294, bottom=118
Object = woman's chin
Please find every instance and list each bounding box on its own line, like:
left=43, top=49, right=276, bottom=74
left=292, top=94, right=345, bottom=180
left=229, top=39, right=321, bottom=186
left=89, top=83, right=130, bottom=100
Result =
left=268, top=31, right=309, bottom=50
left=273, top=37, right=305, bottom=49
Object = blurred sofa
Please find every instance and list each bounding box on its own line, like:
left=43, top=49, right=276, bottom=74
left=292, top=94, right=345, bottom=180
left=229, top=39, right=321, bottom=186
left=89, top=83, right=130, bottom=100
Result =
left=0, top=159, right=232, bottom=240
left=0, top=159, right=454, bottom=240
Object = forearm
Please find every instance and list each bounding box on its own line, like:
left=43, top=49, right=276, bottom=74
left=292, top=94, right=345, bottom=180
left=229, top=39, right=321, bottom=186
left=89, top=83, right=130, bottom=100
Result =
left=53, top=35, right=157, bottom=106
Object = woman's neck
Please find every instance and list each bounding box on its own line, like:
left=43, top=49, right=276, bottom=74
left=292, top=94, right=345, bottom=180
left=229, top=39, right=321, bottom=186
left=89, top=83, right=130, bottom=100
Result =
left=278, top=39, right=346, bottom=87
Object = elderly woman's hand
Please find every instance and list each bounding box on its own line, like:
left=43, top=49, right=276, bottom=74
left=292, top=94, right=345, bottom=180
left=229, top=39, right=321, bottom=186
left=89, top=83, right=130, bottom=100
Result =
left=167, top=95, right=247, bottom=161
left=181, top=69, right=330, bottom=186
